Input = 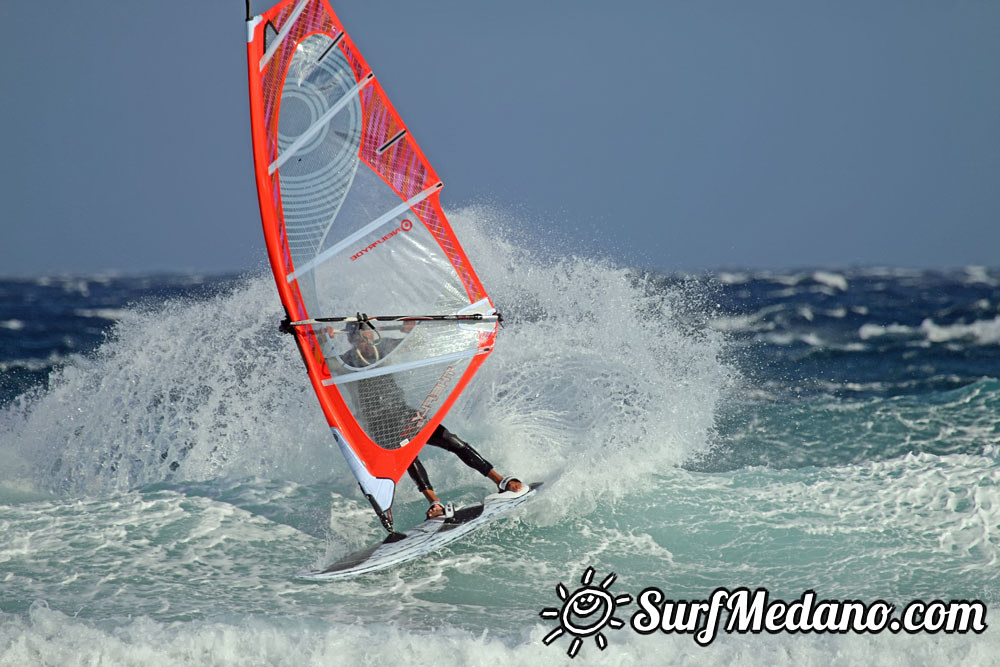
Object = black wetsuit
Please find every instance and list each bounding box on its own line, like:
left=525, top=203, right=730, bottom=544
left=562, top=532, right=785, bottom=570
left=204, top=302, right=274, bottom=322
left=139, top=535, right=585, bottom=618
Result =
left=407, top=424, right=493, bottom=493
left=340, top=335, right=494, bottom=493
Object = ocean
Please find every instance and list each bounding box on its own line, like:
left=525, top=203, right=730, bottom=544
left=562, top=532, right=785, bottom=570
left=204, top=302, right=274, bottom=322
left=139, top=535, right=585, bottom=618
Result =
left=1, top=214, right=998, bottom=665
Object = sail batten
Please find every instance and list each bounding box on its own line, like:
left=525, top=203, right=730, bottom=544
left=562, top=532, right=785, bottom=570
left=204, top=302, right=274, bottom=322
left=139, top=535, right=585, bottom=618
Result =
left=322, top=348, right=489, bottom=386
left=259, top=0, right=309, bottom=69
left=246, top=0, right=498, bottom=528
left=285, top=180, right=443, bottom=283
left=317, top=32, right=344, bottom=62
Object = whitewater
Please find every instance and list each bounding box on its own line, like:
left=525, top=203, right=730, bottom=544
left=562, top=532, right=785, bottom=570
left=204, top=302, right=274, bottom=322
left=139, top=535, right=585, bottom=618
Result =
left=1, top=210, right=998, bottom=665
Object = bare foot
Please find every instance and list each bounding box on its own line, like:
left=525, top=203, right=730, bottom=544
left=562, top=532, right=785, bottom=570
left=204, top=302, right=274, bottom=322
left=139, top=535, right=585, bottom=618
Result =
left=426, top=502, right=445, bottom=519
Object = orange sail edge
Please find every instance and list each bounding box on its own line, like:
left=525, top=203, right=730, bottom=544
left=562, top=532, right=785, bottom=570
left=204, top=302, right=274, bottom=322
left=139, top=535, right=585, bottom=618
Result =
left=245, top=1, right=499, bottom=530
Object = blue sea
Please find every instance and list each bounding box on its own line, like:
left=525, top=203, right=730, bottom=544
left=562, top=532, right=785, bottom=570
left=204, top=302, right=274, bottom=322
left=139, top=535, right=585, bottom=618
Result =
left=2, top=216, right=998, bottom=665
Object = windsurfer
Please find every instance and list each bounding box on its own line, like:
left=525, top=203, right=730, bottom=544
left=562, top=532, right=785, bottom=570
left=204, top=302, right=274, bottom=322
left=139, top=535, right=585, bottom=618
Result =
left=342, top=321, right=522, bottom=519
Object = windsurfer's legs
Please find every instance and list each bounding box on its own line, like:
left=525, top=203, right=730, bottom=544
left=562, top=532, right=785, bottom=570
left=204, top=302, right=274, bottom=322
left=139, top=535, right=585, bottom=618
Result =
left=425, top=425, right=493, bottom=475
left=407, top=457, right=445, bottom=518
left=426, top=425, right=524, bottom=494
left=408, top=426, right=523, bottom=519
left=406, top=456, right=433, bottom=493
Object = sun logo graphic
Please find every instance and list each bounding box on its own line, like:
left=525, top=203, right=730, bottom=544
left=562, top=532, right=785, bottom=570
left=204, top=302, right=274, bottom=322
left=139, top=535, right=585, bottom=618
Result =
left=540, top=567, right=633, bottom=658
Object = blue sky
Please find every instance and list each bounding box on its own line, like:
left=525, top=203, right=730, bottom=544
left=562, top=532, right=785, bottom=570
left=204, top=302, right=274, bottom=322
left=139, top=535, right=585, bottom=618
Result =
left=2, top=1, right=998, bottom=276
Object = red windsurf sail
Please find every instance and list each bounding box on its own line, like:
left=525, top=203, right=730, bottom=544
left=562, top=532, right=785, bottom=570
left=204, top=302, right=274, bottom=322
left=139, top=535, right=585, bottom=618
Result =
left=245, top=0, right=499, bottom=530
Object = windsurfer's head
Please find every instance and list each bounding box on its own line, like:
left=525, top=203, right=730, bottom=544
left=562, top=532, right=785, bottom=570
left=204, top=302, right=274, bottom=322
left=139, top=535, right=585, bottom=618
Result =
left=346, top=321, right=377, bottom=349
left=345, top=320, right=360, bottom=343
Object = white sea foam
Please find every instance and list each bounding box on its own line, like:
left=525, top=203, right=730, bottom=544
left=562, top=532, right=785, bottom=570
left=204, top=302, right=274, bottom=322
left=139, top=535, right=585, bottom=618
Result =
left=0, top=277, right=334, bottom=494
left=858, top=316, right=1000, bottom=346
left=757, top=332, right=827, bottom=347
left=857, top=267, right=925, bottom=279
left=5, top=216, right=996, bottom=667
left=921, top=316, right=1000, bottom=345
left=1, top=206, right=736, bottom=527
left=964, top=265, right=998, bottom=286
left=811, top=271, right=848, bottom=291
left=73, top=308, right=129, bottom=320
left=858, top=322, right=915, bottom=340
left=768, top=272, right=808, bottom=286
left=648, top=447, right=1000, bottom=605
left=815, top=380, right=892, bottom=393
left=715, top=271, right=750, bottom=285
left=791, top=450, right=1000, bottom=561
left=0, top=352, right=73, bottom=373
left=2, top=590, right=996, bottom=667
left=708, top=304, right=783, bottom=333
left=445, top=206, right=736, bottom=520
